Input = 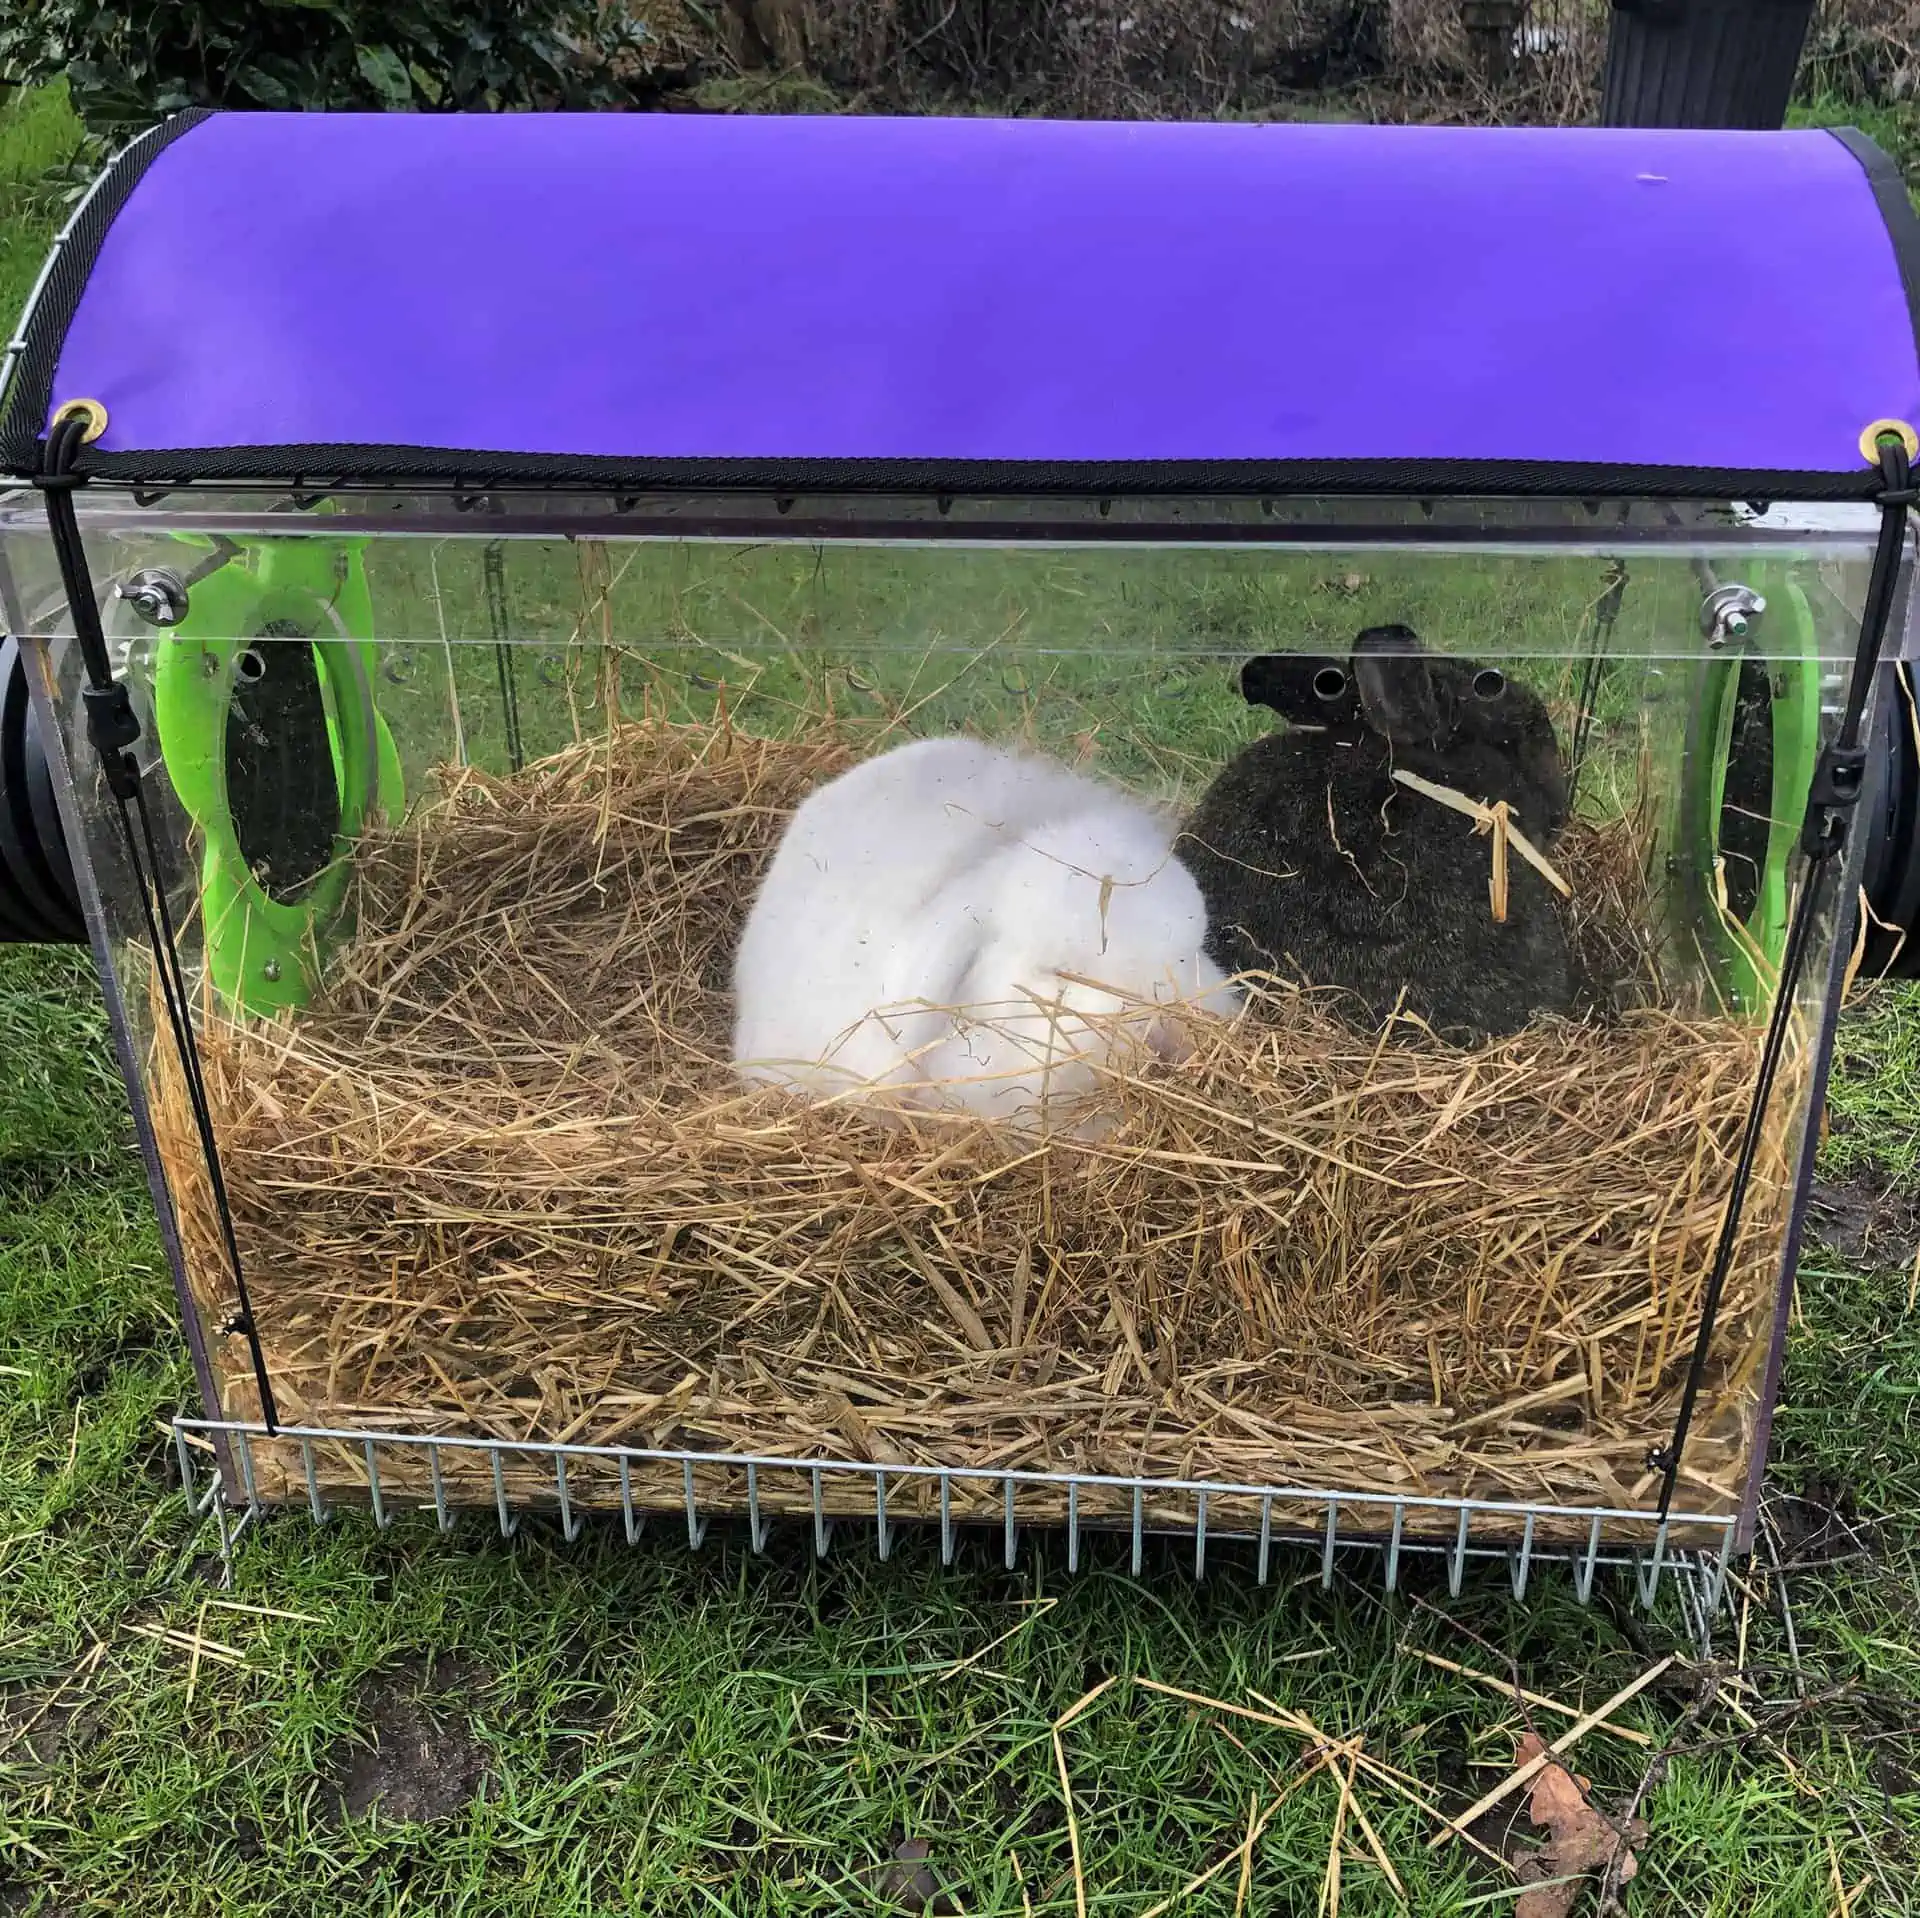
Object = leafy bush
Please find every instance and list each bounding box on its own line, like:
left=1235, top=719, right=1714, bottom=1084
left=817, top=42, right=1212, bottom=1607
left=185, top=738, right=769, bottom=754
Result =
left=0, top=0, right=695, bottom=132
left=724, top=0, right=1602, bottom=121
left=1803, top=0, right=1920, bottom=107
left=788, top=0, right=1398, bottom=115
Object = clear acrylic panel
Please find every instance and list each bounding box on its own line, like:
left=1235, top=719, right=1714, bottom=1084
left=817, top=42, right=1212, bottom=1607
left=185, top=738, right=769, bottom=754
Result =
left=6, top=491, right=1878, bottom=1548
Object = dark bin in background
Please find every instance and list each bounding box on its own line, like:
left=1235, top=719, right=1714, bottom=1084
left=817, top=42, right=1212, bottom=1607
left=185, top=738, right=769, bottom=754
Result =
left=1600, top=0, right=1817, bottom=128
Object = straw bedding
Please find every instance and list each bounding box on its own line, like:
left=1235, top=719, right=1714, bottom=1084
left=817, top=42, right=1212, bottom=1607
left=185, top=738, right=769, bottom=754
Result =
left=154, top=715, right=1796, bottom=1545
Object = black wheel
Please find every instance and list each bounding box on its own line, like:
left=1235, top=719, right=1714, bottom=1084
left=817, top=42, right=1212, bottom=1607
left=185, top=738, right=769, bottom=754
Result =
left=1861, top=661, right=1920, bottom=981
left=0, top=636, right=84, bottom=943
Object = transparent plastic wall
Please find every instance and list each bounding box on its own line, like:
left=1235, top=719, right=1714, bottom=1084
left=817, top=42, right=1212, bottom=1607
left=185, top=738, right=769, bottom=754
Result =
left=4, top=493, right=1877, bottom=1549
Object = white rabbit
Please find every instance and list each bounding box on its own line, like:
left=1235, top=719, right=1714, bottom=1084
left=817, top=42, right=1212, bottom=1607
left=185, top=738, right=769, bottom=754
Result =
left=732, top=737, right=1237, bottom=1134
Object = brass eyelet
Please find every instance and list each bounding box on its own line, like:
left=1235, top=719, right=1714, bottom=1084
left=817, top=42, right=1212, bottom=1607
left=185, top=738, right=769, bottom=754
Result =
left=1858, top=417, right=1919, bottom=465
left=50, top=397, right=109, bottom=442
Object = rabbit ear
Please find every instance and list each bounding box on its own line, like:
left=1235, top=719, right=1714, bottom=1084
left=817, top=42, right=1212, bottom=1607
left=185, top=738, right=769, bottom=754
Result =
left=1240, top=655, right=1292, bottom=710
left=1241, top=654, right=1360, bottom=724
left=1351, top=631, right=1449, bottom=746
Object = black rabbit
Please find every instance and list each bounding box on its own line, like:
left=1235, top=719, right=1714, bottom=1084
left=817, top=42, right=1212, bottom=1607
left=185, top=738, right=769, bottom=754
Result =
left=1175, top=625, right=1576, bottom=1041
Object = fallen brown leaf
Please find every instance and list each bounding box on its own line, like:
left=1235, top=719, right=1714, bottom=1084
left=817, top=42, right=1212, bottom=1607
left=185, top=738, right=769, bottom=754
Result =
left=1509, top=1733, right=1647, bottom=1918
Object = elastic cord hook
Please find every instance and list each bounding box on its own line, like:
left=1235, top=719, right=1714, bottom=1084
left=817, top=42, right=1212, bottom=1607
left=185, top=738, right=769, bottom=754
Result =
left=31, top=416, right=280, bottom=1435
left=1654, top=430, right=1913, bottom=1521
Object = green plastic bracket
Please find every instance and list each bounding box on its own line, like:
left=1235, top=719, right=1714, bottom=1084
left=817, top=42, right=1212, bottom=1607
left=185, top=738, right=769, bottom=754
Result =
left=150, top=538, right=402, bottom=1016
left=1669, top=563, right=1824, bottom=1014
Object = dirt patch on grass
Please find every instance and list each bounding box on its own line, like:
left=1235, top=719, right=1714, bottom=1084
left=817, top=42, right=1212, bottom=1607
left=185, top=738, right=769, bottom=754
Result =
left=326, top=1656, right=491, bottom=1826
left=1769, top=1479, right=1881, bottom=1569
left=875, top=1836, right=963, bottom=1915
left=1808, top=1171, right=1920, bottom=1275
left=0, top=1883, right=77, bottom=1918
left=0, top=1680, right=102, bottom=1768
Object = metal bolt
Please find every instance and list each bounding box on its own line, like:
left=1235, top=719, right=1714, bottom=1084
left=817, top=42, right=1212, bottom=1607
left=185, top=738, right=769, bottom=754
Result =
left=115, top=568, right=190, bottom=628
left=1699, top=583, right=1766, bottom=650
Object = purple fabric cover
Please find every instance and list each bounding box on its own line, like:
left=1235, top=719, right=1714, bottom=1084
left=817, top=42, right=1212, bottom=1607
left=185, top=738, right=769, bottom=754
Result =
left=35, top=113, right=1920, bottom=475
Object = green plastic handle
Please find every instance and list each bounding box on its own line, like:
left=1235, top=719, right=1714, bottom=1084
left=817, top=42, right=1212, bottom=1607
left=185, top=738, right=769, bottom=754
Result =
left=150, top=538, right=401, bottom=1015
left=1669, top=562, right=1824, bottom=1015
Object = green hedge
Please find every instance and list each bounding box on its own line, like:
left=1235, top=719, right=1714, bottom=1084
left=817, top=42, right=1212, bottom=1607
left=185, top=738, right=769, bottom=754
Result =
left=0, top=0, right=692, bottom=131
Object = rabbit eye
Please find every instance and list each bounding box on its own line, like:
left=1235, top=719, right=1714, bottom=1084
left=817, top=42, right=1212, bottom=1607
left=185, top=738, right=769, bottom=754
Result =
left=1312, top=666, right=1349, bottom=702
left=1471, top=668, right=1506, bottom=701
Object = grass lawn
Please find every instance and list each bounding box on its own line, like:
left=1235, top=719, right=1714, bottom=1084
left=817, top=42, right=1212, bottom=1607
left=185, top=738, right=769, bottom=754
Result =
left=6, top=80, right=1920, bottom=1917
left=0, top=83, right=90, bottom=328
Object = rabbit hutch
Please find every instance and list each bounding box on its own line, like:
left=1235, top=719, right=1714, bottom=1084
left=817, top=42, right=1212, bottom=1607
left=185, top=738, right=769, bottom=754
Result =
left=4, top=111, right=1919, bottom=1604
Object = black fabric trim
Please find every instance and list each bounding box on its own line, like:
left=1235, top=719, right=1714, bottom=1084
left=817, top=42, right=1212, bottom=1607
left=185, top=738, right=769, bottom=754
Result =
left=0, top=109, right=216, bottom=475
left=1830, top=127, right=1920, bottom=363
left=0, top=442, right=1887, bottom=503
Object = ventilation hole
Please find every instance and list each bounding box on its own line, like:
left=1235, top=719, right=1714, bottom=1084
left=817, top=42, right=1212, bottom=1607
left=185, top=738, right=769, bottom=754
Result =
left=225, top=640, right=340, bottom=906
left=1719, top=659, right=1775, bottom=932
left=1313, top=666, right=1348, bottom=702
left=1472, top=668, right=1506, bottom=700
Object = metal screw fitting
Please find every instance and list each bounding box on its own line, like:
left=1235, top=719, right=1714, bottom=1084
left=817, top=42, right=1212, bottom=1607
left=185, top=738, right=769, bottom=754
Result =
left=1699, top=583, right=1766, bottom=649
left=115, top=568, right=190, bottom=628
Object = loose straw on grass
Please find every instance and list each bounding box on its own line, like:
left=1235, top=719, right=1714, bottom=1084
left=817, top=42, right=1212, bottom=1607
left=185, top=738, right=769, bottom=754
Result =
left=1010, top=1848, right=1035, bottom=1918
left=1427, top=1657, right=1674, bottom=1848
left=1234, top=1791, right=1258, bottom=1917
left=1053, top=1730, right=1088, bottom=1918
left=1320, top=1751, right=1354, bottom=1918
left=1053, top=1675, right=1118, bottom=1732
left=1140, top=1680, right=1512, bottom=1877
left=1137, top=1793, right=1289, bottom=1918
left=1397, top=1644, right=1653, bottom=1746
left=0, top=1640, right=107, bottom=1758
left=1345, top=1779, right=1407, bottom=1904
